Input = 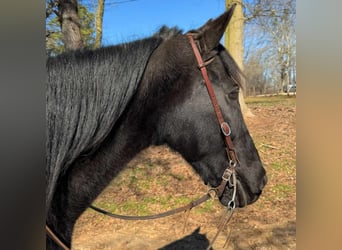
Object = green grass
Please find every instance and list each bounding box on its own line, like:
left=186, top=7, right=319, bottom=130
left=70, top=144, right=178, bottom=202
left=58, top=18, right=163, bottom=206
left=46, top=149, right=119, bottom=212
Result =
left=272, top=184, right=295, bottom=198
left=270, top=162, right=282, bottom=171
left=270, top=158, right=296, bottom=171
left=95, top=158, right=214, bottom=216
left=195, top=199, right=216, bottom=214
left=93, top=194, right=216, bottom=216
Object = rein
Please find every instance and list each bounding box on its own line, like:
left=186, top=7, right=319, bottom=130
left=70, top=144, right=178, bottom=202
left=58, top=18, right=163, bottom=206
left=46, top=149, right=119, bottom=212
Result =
left=46, top=33, right=238, bottom=250
left=46, top=225, right=70, bottom=250
left=89, top=193, right=211, bottom=220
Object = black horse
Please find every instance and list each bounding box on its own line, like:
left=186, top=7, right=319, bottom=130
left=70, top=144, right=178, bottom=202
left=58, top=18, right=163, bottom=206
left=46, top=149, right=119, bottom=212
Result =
left=46, top=6, right=267, bottom=249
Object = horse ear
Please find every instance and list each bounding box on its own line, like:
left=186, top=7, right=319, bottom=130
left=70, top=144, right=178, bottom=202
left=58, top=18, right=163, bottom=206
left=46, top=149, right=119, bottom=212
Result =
left=189, top=4, right=237, bottom=53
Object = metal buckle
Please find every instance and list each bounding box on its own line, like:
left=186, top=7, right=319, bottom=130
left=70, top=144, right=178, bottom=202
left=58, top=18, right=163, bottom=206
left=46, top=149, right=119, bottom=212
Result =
left=229, top=159, right=237, bottom=168
left=226, top=149, right=238, bottom=167
left=221, top=168, right=233, bottom=181
left=207, top=188, right=218, bottom=199
left=227, top=200, right=236, bottom=210
left=220, top=122, right=231, bottom=136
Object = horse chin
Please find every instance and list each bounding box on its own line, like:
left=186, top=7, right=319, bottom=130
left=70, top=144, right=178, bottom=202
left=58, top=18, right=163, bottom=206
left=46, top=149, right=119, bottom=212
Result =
left=218, top=179, right=259, bottom=208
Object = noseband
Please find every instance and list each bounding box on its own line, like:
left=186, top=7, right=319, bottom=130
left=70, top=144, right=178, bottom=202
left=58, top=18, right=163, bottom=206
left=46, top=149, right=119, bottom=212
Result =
left=46, top=34, right=239, bottom=250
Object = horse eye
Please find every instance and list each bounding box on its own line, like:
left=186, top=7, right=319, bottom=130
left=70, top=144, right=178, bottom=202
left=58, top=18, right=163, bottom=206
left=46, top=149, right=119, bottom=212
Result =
left=228, top=87, right=239, bottom=100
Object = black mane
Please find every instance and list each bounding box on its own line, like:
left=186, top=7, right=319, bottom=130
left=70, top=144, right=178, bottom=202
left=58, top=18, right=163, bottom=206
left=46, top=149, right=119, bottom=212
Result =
left=46, top=29, right=179, bottom=210
left=154, top=26, right=183, bottom=40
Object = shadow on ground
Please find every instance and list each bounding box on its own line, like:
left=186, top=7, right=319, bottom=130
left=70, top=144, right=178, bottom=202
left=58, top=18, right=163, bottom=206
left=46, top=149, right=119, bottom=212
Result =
left=158, top=227, right=212, bottom=250
left=158, top=220, right=296, bottom=250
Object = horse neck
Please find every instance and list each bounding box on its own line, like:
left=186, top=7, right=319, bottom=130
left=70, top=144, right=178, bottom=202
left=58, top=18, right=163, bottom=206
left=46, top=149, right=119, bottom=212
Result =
left=47, top=45, right=180, bottom=247
left=47, top=106, right=153, bottom=248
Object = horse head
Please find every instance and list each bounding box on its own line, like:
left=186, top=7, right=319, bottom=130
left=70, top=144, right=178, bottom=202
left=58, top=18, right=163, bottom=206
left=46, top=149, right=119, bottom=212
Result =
left=142, top=5, right=267, bottom=207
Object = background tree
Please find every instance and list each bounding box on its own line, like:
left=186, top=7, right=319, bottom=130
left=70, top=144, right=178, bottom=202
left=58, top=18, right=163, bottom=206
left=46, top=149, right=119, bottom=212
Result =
left=46, top=0, right=95, bottom=56
left=244, top=50, right=267, bottom=96
left=94, top=0, right=105, bottom=48
left=244, top=0, right=296, bottom=94
left=46, top=0, right=295, bottom=96
left=59, top=0, right=84, bottom=50
left=90, top=0, right=137, bottom=47
left=225, top=0, right=254, bottom=117
left=46, top=0, right=136, bottom=53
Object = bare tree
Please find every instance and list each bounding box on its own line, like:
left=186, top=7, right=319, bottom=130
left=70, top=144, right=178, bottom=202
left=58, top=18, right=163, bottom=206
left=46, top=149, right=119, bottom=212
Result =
left=46, top=0, right=84, bottom=51
left=81, top=0, right=137, bottom=48
left=244, top=0, right=296, bottom=93
left=46, top=1, right=95, bottom=56
left=60, top=0, right=84, bottom=50
left=94, top=0, right=105, bottom=48
left=244, top=50, right=267, bottom=96
left=225, top=0, right=254, bottom=117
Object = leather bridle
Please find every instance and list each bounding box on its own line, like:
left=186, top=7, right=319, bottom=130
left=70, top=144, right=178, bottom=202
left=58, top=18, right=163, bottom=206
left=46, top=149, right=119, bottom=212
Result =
left=187, top=33, right=238, bottom=169
left=186, top=33, right=238, bottom=201
left=46, top=33, right=238, bottom=250
left=187, top=33, right=238, bottom=249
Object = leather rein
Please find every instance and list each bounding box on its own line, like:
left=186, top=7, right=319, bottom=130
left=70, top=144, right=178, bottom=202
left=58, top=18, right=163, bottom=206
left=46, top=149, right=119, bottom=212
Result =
left=46, top=33, right=238, bottom=250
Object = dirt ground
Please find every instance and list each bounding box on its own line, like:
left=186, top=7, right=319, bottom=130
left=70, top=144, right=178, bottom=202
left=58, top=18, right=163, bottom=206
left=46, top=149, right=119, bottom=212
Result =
left=72, top=96, right=296, bottom=250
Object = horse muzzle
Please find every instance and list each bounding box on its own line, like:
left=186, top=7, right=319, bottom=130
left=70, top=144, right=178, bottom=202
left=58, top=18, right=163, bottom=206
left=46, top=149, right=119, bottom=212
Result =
left=219, top=174, right=267, bottom=208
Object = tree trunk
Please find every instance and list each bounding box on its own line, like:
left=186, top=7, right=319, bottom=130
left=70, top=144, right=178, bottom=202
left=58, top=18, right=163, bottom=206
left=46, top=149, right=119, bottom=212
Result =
left=225, top=0, right=254, bottom=117
left=95, top=0, right=105, bottom=48
left=58, top=0, right=84, bottom=50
